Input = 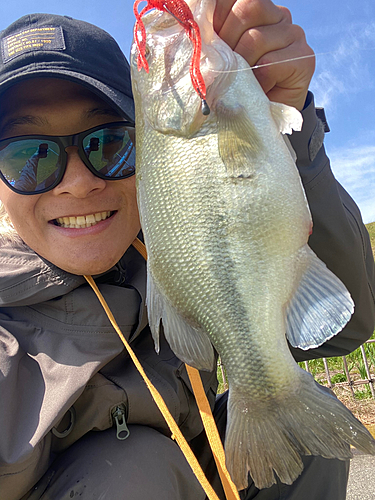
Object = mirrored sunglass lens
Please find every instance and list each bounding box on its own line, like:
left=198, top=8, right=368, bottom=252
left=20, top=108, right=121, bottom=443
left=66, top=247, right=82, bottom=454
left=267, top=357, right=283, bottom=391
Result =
left=83, top=125, right=135, bottom=178
left=0, top=139, right=61, bottom=192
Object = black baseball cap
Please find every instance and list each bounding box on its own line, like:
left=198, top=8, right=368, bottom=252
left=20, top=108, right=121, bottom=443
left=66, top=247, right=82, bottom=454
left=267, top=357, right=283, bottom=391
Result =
left=0, top=13, right=135, bottom=122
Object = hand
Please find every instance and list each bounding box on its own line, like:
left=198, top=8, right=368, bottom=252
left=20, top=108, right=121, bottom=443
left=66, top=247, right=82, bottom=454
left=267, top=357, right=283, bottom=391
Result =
left=213, top=0, right=315, bottom=111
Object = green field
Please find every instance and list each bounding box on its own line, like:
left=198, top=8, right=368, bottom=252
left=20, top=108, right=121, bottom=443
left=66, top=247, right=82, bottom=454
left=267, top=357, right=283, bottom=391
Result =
left=366, top=221, right=375, bottom=258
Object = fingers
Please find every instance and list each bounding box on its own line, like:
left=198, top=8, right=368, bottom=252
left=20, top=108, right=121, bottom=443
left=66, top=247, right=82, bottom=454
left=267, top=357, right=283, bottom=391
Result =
left=254, top=44, right=315, bottom=111
left=212, top=0, right=315, bottom=110
left=214, top=0, right=288, bottom=50
left=247, top=23, right=315, bottom=110
left=249, top=25, right=314, bottom=93
left=233, top=18, right=300, bottom=68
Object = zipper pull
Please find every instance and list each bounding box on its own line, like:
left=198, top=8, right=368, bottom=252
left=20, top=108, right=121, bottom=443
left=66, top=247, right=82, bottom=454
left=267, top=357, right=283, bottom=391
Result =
left=111, top=405, right=130, bottom=440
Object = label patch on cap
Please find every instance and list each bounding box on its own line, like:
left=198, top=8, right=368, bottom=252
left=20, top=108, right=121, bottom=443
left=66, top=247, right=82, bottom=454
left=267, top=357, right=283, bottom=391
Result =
left=1, top=26, right=65, bottom=63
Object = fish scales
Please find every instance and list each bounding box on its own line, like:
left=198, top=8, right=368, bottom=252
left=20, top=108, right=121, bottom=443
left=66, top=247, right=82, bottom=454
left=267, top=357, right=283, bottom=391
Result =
left=136, top=56, right=309, bottom=386
left=131, top=0, right=375, bottom=491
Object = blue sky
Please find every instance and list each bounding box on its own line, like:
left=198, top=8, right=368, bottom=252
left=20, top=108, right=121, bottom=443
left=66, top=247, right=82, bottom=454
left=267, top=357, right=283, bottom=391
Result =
left=2, top=0, right=375, bottom=223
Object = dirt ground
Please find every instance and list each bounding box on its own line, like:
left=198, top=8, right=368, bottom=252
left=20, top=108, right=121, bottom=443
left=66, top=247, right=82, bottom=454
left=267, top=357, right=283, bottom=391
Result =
left=336, top=389, right=375, bottom=427
left=318, top=381, right=375, bottom=435
left=313, top=370, right=375, bottom=427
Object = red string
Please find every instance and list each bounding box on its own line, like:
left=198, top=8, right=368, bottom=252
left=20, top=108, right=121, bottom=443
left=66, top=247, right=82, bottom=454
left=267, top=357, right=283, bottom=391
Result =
left=133, top=0, right=207, bottom=100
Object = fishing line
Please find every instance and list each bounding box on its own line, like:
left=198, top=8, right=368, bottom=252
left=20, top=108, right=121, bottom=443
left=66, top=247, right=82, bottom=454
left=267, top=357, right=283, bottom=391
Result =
left=150, top=52, right=319, bottom=98
left=252, top=46, right=375, bottom=70
left=252, top=53, right=318, bottom=70
left=208, top=51, right=330, bottom=74
left=208, top=45, right=375, bottom=74
left=150, top=47, right=375, bottom=98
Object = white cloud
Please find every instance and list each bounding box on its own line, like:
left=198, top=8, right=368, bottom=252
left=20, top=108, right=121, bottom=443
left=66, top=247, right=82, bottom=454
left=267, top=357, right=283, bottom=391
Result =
left=310, top=21, right=375, bottom=112
left=310, top=71, right=346, bottom=110
left=328, top=143, right=375, bottom=224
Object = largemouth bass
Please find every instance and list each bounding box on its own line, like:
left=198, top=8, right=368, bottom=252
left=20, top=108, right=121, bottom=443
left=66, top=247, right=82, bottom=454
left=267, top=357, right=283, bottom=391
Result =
left=131, top=0, right=375, bottom=490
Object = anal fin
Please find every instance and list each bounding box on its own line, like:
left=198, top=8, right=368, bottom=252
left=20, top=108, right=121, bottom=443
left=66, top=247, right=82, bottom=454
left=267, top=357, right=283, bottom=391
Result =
left=146, top=269, right=215, bottom=371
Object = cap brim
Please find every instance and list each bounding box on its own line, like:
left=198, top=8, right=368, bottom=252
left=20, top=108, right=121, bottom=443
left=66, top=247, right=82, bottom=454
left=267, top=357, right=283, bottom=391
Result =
left=0, top=69, right=135, bottom=123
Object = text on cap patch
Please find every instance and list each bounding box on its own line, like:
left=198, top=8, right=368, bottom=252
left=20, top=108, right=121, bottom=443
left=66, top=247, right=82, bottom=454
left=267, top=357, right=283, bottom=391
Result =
left=1, top=26, right=65, bottom=63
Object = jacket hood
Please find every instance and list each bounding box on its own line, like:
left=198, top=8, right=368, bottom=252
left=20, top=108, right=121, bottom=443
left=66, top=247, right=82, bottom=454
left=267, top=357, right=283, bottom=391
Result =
left=0, top=238, right=146, bottom=308
left=0, top=239, right=85, bottom=307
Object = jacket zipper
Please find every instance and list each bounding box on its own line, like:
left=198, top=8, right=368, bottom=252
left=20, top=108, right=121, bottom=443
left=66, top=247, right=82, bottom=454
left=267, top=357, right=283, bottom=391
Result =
left=111, top=404, right=130, bottom=440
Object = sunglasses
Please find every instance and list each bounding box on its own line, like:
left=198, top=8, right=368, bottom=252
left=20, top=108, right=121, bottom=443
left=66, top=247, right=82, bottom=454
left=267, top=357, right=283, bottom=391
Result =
left=0, top=121, right=136, bottom=195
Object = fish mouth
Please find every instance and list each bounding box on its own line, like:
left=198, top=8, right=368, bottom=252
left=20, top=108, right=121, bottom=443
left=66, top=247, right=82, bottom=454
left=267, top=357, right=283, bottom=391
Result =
left=52, top=211, right=116, bottom=229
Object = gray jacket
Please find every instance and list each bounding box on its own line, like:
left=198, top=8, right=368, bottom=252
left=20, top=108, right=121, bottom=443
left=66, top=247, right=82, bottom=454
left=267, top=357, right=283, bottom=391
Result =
left=0, top=93, right=374, bottom=500
left=0, top=242, right=217, bottom=500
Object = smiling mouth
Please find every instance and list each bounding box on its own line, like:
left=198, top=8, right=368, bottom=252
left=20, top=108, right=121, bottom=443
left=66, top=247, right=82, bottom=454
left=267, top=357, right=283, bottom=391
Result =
left=53, top=211, right=115, bottom=228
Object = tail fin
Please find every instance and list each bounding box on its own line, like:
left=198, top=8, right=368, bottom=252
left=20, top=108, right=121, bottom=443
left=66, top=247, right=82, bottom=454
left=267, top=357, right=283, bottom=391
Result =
left=225, top=369, right=375, bottom=490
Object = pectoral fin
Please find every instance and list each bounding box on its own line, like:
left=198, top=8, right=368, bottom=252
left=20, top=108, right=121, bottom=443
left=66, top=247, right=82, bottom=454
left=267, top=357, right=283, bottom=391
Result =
left=285, top=245, right=354, bottom=350
left=216, top=101, right=262, bottom=178
left=146, top=268, right=215, bottom=371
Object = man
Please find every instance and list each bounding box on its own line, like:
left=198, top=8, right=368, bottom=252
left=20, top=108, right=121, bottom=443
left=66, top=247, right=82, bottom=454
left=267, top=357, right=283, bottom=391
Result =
left=0, top=2, right=373, bottom=499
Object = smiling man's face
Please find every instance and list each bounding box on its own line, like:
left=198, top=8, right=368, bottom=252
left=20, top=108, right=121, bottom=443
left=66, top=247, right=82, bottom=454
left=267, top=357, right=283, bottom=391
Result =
left=0, top=78, right=141, bottom=275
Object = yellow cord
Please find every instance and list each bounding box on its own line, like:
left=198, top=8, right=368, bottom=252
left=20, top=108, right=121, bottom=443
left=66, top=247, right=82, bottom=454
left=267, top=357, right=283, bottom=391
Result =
left=131, top=237, right=240, bottom=499
left=82, top=236, right=240, bottom=500
left=84, top=273, right=220, bottom=500
left=132, top=237, right=148, bottom=260
left=186, top=365, right=240, bottom=500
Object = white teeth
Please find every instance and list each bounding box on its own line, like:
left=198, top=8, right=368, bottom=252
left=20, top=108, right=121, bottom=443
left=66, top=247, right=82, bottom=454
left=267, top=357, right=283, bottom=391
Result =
left=86, top=214, right=96, bottom=224
left=55, top=211, right=112, bottom=228
left=76, top=216, right=85, bottom=226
